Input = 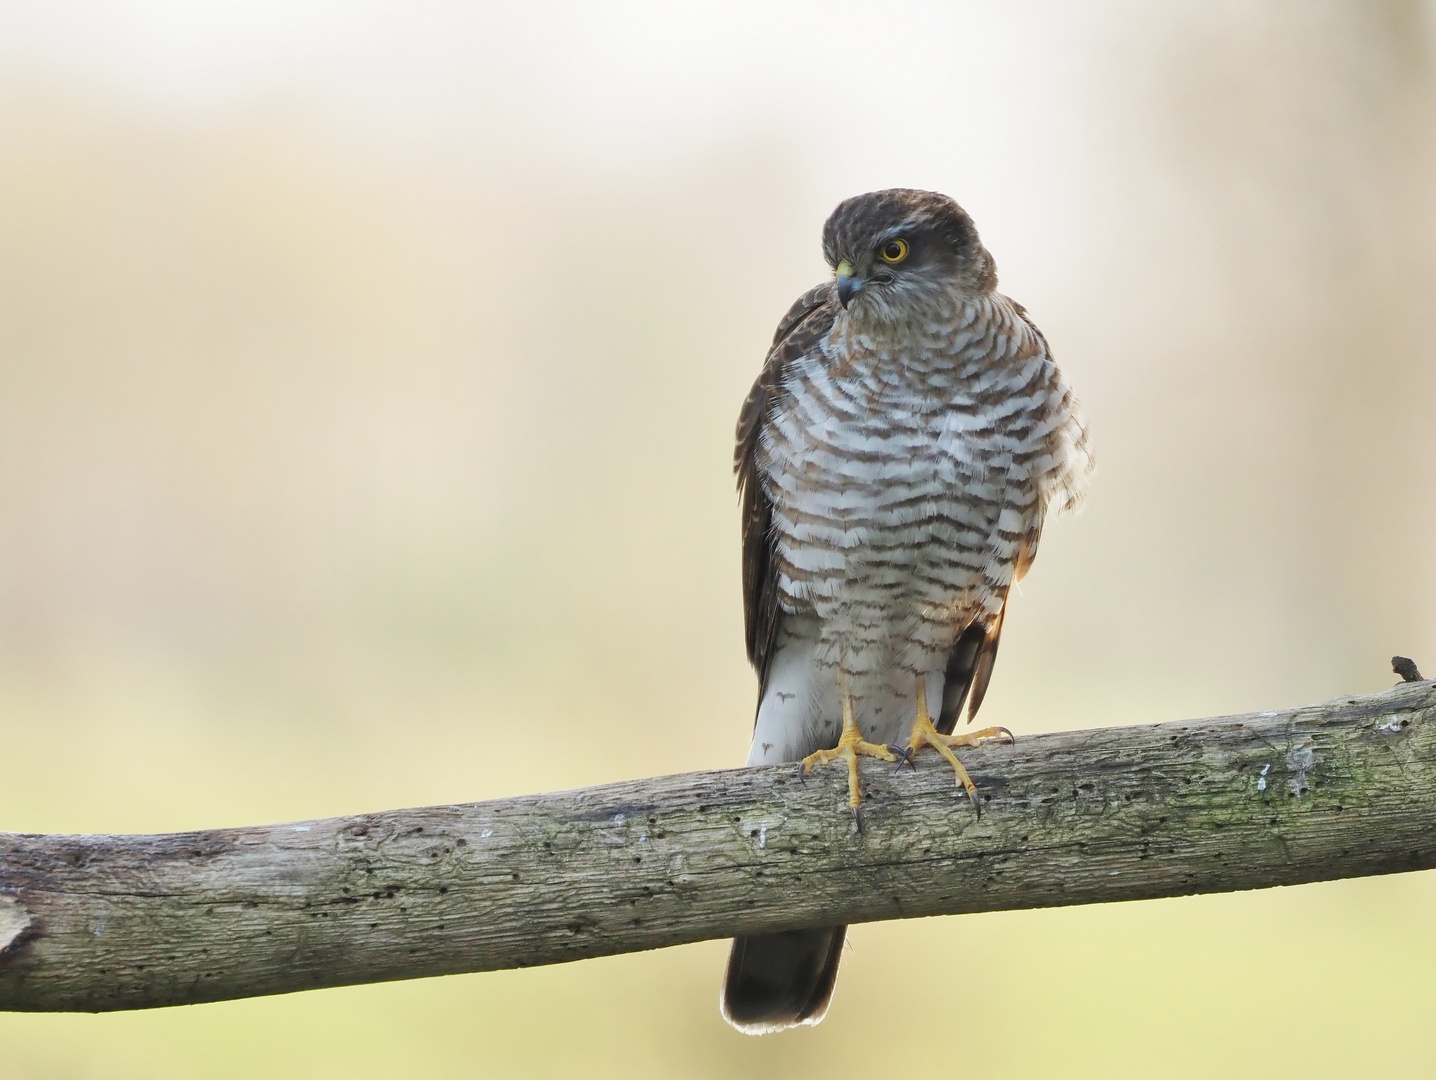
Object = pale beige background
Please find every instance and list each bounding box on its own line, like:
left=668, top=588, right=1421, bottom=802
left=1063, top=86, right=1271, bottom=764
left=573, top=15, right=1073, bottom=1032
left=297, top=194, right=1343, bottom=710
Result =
left=1, top=2, right=1434, bottom=1077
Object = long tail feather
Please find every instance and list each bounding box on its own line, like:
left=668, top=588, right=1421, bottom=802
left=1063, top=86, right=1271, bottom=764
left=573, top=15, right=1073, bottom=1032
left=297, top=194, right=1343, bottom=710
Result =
left=720, top=927, right=846, bottom=1035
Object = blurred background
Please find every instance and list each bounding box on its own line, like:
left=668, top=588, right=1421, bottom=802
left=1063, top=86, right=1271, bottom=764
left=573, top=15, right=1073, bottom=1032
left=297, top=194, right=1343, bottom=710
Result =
left=1, top=1, right=1434, bottom=1076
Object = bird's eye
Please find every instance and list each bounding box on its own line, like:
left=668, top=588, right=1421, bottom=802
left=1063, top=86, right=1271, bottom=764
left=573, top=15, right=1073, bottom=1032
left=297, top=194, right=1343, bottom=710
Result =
left=879, top=238, right=909, bottom=264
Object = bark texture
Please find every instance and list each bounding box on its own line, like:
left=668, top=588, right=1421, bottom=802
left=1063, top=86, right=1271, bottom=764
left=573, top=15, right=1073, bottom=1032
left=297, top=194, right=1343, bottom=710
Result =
left=1, top=682, right=1433, bottom=1012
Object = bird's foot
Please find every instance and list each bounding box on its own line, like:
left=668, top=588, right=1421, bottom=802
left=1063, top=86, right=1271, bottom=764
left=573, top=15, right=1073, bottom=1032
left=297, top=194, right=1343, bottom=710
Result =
left=801, top=714, right=898, bottom=814
left=902, top=683, right=1013, bottom=814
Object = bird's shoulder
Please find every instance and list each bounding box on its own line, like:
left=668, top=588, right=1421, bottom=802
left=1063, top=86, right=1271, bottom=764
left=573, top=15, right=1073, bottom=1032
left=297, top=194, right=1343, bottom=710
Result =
left=992, top=292, right=1094, bottom=522
left=771, top=281, right=838, bottom=350
left=733, top=281, right=837, bottom=474
left=992, top=292, right=1052, bottom=357
left=734, top=280, right=837, bottom=678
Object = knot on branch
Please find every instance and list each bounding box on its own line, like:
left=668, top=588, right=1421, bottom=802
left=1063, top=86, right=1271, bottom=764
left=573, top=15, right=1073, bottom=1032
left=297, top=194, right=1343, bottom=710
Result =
left=1393, top=656, right=1425, bottom=683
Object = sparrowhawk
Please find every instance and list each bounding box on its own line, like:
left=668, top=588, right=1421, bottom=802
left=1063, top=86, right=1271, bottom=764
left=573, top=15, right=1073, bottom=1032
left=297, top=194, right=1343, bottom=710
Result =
left=721, top=189, right=1092, bottom=1034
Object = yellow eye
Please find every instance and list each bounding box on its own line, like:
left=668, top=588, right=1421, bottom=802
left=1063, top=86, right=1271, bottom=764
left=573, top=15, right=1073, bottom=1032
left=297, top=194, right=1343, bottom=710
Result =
left=879, top=238, right=909, bottom=264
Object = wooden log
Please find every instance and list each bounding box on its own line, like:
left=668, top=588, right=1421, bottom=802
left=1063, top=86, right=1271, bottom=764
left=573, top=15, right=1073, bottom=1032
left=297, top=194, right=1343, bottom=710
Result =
left=1, top=681, right=1433, bottom=1012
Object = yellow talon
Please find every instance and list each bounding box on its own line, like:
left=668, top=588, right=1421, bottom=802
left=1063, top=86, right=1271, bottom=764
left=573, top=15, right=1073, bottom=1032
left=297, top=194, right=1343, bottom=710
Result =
left=905, top=679, right=1012, bottom=807
left=801, top=684, right=897, bottom=809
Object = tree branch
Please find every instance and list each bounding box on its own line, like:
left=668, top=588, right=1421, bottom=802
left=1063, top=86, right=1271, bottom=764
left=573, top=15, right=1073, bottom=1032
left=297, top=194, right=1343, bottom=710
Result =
left=2, top=682, right=1433, bottom=1012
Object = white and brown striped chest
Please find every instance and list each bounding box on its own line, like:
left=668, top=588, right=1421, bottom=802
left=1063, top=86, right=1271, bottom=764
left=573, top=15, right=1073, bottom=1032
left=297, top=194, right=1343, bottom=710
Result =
left=756, top=295, right=1056, bottom=661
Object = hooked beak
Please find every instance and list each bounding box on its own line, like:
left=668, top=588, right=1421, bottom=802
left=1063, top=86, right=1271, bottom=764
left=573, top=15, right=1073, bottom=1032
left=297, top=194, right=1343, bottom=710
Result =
left=835, top=260, right=864, bottom=308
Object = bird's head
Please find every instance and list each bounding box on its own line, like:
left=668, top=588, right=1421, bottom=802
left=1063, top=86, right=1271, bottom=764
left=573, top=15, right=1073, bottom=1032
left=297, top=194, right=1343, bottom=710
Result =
left=821, top=189, right=997, bottom=316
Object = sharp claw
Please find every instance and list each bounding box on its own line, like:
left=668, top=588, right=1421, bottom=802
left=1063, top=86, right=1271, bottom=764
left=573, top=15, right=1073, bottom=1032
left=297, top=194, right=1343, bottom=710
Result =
left=850, top=805, right=864, bottom=834
left=997, top=727, right=1015, bottom=745
left=888, top=744, right=916, bottom=773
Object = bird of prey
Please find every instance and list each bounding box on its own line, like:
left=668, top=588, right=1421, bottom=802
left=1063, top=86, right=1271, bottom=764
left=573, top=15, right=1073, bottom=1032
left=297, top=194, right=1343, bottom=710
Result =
left=721, top=189, right=1092, bottom=1034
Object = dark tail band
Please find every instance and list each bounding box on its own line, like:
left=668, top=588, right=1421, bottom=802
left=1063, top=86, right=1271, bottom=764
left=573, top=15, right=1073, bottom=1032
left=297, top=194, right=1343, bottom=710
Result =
left=720, top=926, right=846, bottom=1035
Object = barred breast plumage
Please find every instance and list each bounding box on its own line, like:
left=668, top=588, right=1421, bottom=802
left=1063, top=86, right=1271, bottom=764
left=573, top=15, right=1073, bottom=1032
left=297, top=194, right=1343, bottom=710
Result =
left=748, top=286, right=1088, bottom=763
left=722, top=188, right=1091, bottom=1036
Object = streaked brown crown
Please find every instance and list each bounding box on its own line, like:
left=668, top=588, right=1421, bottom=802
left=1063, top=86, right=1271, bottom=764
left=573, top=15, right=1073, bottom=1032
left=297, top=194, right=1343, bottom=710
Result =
left=821, top=188, right=996, bottom=294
